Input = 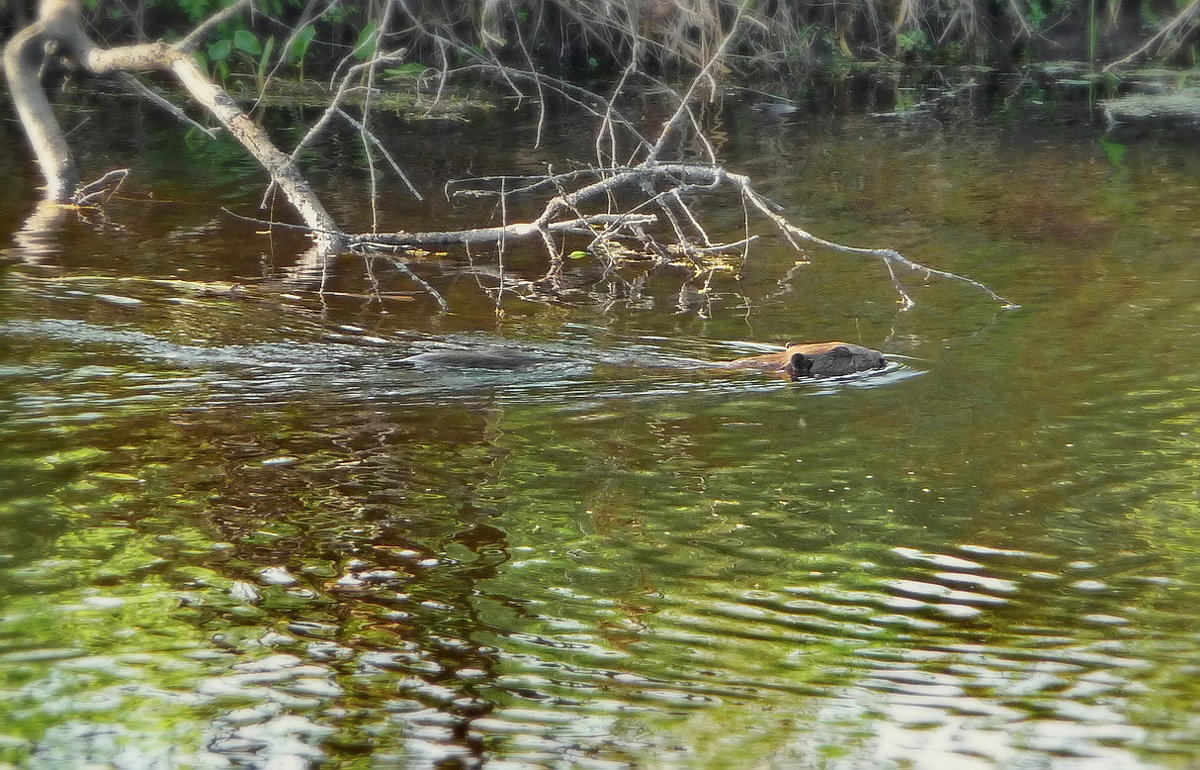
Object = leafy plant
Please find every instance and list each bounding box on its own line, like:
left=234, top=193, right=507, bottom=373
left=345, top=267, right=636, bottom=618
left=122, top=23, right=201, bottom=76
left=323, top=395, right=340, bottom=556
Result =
left=178, top=0, right=220, bottom=22
left=897, top=28, right=931, bottom=54
left=353, top=21, right=380, bottom=60
left=256, top=35, right=276, bottom=88
left=288, top=24, right=317, bottom=64
left=1099, top=136, right=1128, bottom=172
left=233, top=29, right=262, bottom=57
left=1027, top=0, right=1048, bottom=30
left=206, top=37, right=232, bottom=82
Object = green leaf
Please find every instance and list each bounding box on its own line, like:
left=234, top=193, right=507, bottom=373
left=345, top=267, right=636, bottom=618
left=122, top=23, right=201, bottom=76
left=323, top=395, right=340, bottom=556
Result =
left=179, top=0, right=210, bottom=21
left=567, top=251, right=590, bottom=260
left=233, top=29, right=262, bottom=56
left=353, top=21, right=380, bottom=60
left=257, top=35, right=276, bottom=81
left=1099, top=137, right=1128, bottom=169
left=207, top=38, right=232, bottom=62
left=288, top=24, right=316, bottom=64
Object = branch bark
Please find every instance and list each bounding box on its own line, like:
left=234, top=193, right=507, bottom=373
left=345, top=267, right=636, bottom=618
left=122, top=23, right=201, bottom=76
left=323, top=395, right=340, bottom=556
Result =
left=3, top=0, right=91, bottom=198
left=347, top=214, right=659, bottom=251
left=5, top=0, right=346, bottom=252
left=168, top=56, right=345, bottom=253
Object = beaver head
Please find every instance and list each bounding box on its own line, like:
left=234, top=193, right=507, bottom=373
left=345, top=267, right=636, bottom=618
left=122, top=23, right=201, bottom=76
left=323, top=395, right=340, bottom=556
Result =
left=785, top=343, right=886, bottom=379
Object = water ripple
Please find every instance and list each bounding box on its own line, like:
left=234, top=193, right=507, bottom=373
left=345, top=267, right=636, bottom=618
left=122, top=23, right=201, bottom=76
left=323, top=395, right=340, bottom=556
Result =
left=0, top=320, right=922, bottom=415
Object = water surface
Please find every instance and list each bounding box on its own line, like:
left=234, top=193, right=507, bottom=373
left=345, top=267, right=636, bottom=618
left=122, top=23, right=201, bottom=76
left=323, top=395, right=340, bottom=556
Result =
left=1, top=77, right=1200, bottom=769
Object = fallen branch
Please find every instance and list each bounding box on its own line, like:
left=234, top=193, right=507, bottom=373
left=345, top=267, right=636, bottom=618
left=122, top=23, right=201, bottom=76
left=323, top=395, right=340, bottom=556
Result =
left=115, top=72, right=219, bottom=138
left=74, top=168, right=129, bottom=206
left=4, top=0, right=1016, bottom=316
left=353, top=160, right=1018, bottom=309
left=5, top=0, right=345, bottom=252
left=345, top=214, right=659, bottom=251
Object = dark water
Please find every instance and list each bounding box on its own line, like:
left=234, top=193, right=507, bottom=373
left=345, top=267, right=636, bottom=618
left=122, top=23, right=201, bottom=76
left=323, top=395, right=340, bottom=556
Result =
left=2, top=77, right=1200, bottom=769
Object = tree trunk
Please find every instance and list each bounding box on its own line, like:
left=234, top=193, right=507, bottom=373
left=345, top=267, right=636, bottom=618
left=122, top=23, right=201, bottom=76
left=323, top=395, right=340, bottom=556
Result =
left=4, top=0, right=347, bottom=253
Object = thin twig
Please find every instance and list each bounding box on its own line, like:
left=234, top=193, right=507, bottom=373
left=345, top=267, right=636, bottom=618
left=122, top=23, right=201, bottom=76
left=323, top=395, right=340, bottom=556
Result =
left=253, top=0, right=336, bottom=111
left=363, top=249, right=449, bottom=311
left=74, top=169, right=129, bottom=206
left=115, top=72, right=218, bottom=137
left=290, top=50, right=408, bottom=160
left=335, top=108, right=423, bottom=200
left=1104, top=0, right=1200, bottom=70
left=646, top=4, right=746, bottom=163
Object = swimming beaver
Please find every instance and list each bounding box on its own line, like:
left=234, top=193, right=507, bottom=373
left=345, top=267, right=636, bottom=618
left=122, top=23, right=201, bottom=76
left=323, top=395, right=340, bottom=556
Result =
left=723, top=341, right=886, bottom=379
left=401, top=340, right=886, bottom=380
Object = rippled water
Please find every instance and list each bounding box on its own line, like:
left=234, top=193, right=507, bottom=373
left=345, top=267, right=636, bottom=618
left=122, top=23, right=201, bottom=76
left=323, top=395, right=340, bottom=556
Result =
left=2, top=77, right=1200, bottom=769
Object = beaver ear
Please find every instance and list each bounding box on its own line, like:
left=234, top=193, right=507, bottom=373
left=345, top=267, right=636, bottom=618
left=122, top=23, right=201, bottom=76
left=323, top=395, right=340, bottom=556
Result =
left=788, top=352, right=813, bottom=378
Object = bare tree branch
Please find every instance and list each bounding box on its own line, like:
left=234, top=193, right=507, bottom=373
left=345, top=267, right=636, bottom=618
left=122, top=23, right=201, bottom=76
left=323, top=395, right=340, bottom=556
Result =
left=4, top=0, right=1016, bottom=317
left=115, top=71, right=219, bottom=137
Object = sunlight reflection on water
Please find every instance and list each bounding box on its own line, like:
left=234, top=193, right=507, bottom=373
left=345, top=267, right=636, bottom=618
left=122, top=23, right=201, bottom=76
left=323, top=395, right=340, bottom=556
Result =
left=3, top=86, right=1200, bottom=770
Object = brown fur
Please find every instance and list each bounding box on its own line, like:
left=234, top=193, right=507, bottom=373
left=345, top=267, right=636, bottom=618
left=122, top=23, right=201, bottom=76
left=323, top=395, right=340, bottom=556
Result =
left=400, top=340, right=886, bottom=380
left=723, top=341, right=886, bottom=379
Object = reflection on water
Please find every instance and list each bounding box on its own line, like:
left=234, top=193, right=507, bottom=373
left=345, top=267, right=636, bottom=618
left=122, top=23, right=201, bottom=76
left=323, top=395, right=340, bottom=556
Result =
left=2, top=80, right=1200, bottom=769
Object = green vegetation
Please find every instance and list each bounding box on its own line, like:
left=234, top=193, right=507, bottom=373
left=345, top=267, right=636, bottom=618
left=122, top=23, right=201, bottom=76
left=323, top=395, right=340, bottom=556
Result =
left=55, top=0, right=1200, bottom=78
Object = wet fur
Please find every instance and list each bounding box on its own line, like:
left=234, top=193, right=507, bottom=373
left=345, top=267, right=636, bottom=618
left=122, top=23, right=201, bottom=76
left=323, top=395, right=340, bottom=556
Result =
left=402, top=340, right=887, bottom=380
left=723, top=341, right=886, bottom=379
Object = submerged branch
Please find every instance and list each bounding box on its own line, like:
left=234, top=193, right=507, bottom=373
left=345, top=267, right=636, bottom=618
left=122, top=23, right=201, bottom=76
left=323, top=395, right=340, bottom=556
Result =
left=372, top=158, right=1018, bottom=309
left=74, top=168, right=129, bottom=206
left=346, top=214, right=659, bottom=250
left=725, top=171, right=1019, bottom=309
